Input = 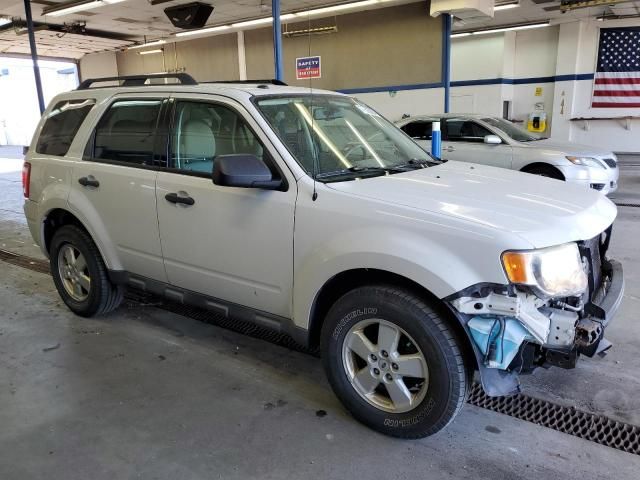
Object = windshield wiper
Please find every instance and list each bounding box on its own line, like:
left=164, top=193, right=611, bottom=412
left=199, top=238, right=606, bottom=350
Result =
left=316, top=165, right=407, bottom=180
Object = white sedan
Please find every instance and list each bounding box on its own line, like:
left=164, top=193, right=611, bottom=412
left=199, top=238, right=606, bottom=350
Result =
left=396, top=114, right=619, bottom=195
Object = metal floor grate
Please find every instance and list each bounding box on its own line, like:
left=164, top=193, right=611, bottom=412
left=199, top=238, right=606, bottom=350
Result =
left=468, top=383, right=640, bottom=455
left=2, top=249, right=638, bottom=455
left=614, top=202, right=640, bottom=208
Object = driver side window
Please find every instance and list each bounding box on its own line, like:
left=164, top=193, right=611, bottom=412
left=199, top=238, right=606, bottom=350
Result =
left=170, top=101, right=264, bottom=174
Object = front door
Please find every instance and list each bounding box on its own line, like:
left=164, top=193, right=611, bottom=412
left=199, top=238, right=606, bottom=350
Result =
left=155, top=97, right=296, bottom=317
left=442, top=118, right=513, bottom=169
left=70, top=94, right=166, bottom=281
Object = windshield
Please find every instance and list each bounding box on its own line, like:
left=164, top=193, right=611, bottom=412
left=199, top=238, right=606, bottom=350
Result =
left=255, top=95, right=433, bottom=181
left=481, top=117, right=545, bottom=142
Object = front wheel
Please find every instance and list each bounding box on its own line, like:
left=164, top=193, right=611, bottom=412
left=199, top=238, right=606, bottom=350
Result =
left=321, top=286, right=469, bottom=438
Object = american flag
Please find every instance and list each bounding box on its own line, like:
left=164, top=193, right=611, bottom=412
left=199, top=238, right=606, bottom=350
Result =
left=592, top=27, right=640, bottom=108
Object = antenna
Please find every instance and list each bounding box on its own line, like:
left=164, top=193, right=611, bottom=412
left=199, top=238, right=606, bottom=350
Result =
left=307, top=10, right=318, bottom=201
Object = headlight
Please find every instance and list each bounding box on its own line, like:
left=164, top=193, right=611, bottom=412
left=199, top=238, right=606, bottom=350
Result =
left=501, top=243, right=588, bottom=297
left=566, top=156, right=606, bottom=169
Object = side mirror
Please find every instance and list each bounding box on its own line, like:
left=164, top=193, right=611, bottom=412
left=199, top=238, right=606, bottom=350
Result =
left=484, top=135, right=502, bottom=145
left=212, top=154, right=282, bottom=190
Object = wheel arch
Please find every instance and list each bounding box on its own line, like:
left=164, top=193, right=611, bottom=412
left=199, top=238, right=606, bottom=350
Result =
left=41, top=207, right=121, bottom=271
left=520, top=162, right=565, bottom=180
left=306, top=268, right=476, bottom=371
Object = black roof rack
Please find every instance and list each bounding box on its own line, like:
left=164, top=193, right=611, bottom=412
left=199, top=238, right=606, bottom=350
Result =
left=202, top=79, right=288, bottom=86
left=77, top=73, right=198, bottom=90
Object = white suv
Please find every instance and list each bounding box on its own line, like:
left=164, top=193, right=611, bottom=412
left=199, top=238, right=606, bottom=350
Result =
left=23, top=74, right=624, bottom=438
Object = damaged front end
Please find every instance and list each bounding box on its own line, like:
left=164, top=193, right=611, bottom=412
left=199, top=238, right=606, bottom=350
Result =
left=447, top=226, right=624, bottom=397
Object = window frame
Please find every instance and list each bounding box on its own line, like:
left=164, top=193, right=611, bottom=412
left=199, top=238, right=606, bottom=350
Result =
left=83, top=96, right=167, bottom=170
left=442, top=118, right=493, bottom=143
left=162, top=97, right=288, bottom=191
left=401, top=120, right=434, bottom=141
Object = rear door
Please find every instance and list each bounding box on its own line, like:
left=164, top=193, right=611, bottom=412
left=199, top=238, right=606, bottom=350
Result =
left=442, top=118, right=513, bottom=169
left=70, top=94, right=167, bottom=281
left=154, top=95, right=296, bottom=317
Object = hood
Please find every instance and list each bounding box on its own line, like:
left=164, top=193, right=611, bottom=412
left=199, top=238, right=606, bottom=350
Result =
left=525, top=138, right=613, bottom=158
left=327, top=161, right=617, bottom=248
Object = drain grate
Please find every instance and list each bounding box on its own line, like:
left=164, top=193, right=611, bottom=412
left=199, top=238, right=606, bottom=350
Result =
left=1, top=249, right=639, bottom=455
left=614, top=202, right=640, bottom=208
left=468, top=383, right=640, bottom=455
left=0, top=249, right=50, bottom=274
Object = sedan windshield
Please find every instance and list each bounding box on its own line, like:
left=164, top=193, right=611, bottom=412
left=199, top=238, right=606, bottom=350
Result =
left=481, top=117, right=545, bottom=142
left=255, top=95, right=435, bottom=181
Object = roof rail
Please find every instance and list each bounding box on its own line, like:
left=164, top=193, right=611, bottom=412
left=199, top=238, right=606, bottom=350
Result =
left=77, top=73, right=198, bottom=90
left=202, top=79, right=288, bottom=86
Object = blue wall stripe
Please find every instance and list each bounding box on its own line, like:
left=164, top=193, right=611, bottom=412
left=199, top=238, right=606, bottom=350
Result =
left=336, top=73, right=595, bottom=94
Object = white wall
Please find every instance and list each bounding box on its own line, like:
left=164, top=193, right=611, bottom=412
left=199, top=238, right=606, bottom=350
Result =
left=551, top=19, right=640, bottom=153
left=79, top=51, right=118, bottom=81
left=452, top=34, right=504, bottom=80
left=354, top=88, right=444, bottom=122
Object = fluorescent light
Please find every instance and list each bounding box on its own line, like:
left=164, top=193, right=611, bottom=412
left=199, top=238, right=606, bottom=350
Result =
left=231, top=14, right=295, bottom=28
left=494, top=2, right=519, bottom=11
left=44, top=0, right=127, bottom=17
left=455, top=22, right=550, bottom=37
left=175, top=25, right=231, bottom=37
left=138, top=49, right=163, bottom=55
left=231, top=17, right=274, bottom=28
left=0, top=17, right=11, bottom=27
left=128, top=40, right=166, bottom=50
left=297, top=0, right=379, bottom=16
left=474, top=22, right=549, bottom=34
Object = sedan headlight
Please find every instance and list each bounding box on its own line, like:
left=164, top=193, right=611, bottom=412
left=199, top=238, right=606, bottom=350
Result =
left=566, top=156, right=606, bottom=169
left=501, top=243, right=588, bottom=297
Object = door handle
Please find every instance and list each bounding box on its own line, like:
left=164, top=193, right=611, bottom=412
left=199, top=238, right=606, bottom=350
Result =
left=165, top=192, right=195, bottom=206
left=78, top=176, right=99, bottom=188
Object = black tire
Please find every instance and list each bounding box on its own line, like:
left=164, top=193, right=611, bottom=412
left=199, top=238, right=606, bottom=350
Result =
left=50, top=225, right=124, bottom=317
left=523, top=164, right=564, bottom=180
left=321, top=286, right=469, bottom=438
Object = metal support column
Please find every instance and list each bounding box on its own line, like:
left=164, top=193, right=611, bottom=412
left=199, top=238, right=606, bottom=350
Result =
left=272, top=0, right=284, bottom=82
left=23, top=0, right=45, bottom=114
left=442, top=13, right=452, bottom=113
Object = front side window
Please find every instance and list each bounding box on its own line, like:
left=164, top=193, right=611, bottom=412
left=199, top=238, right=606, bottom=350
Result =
left=444, top=119, right=492, bottom=142
left=170, top=101, right=264, bottom=174
left=92, top=99, right=162, bottom=164
left=36, top=99, right=95, bottom=156
left=401, top=121, right=433, bottom=140
left=255, top=95, right=431, bottom=181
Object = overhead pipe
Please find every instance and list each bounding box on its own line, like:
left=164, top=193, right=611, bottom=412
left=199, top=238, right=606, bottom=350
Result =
left=23, top=0, right=46, bottom=114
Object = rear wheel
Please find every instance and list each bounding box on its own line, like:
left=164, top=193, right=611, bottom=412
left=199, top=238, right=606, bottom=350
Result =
left=50, top=225, right=123, bottom=317
left=523, top=164, right=564, bottom=180
left=321, top=286, right=469, bottom=438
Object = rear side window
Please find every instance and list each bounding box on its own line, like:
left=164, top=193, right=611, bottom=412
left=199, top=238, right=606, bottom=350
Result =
left=36, top=99, right=95, bottom=156
left=91, top=99, right=162, bottom=164
left=401, top=121, right=433, bottom=140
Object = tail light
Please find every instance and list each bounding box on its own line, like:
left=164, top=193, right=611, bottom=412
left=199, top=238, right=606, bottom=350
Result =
left=22, top=162, right=31, bottom=199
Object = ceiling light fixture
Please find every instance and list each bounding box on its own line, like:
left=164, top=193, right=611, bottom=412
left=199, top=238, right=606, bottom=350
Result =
left=43, top=0, right=126, bottom=17
left=0, top=17, right=12, bottom=27
left=138, top=49, right=164, bottom=55
left=128, top=40, right=166, bottom=50
left=494, top=1, right=519, bottom=11
left=175, top=24, right=231, bottom=37
left=452, top=21, right=549, bottom=37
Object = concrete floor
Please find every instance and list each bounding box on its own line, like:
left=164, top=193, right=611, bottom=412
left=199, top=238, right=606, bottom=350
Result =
left=1, top=152, right=640, bottom=479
